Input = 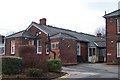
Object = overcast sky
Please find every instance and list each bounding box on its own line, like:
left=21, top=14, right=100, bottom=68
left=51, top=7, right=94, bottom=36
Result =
left=0, top=0, right=119, bottom=36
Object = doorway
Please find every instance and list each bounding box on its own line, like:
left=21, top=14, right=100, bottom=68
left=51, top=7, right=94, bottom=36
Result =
left=88, top=47, right=96, bottom=63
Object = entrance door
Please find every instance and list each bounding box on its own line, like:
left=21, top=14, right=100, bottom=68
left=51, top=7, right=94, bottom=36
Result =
left=77, top=43, right=80, bottom=56
left=77, top=43, right=82, bottom=62
left=88, top=48, right=96, bottom=62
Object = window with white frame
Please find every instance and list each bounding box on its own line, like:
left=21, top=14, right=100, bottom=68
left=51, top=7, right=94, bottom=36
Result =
left=37, top=40, right=42, bottom=54
left=0, top=43, right=5, bottom=55
left=77, top=43, right=81, bottom=56
left=117, top=18, right=120, bottom=33
left=11, top=40, right=15, bottom=54
left=46, top=44, right=49, bottom=54
left=29, top=40, right=34, bottom=45
left=51, top=42, right=59, bottom=49
left=0, top=37, right=5, bottom=55
left=89, top=48, right=96, bottom=56
left=32, top=40, right=34, bottom=45
left=117, top=42, right=120, bottom=57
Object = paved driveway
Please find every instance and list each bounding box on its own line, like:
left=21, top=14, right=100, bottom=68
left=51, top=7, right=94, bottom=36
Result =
left=59, top=63, right=119, bottom=79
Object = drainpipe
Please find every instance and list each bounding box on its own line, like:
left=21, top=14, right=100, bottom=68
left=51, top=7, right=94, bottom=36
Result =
left=47, top=34, right=56, bottom=59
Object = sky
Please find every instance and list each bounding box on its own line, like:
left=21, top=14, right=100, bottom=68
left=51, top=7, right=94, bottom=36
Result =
left=0, top=0, right=119, bottom=36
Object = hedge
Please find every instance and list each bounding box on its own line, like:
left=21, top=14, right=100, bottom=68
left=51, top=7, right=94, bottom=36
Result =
left=1, top=56, right=23, bottom=75
left=47, top=59, right=62, bottom=72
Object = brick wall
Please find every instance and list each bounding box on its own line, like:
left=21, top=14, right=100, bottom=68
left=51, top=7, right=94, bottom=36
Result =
left=106, top=17, right=120, bottom=64
left=50, top=39, right=88, bottom=65
left=5, top=25, right=49, bottom=66
left=60, top=39, right=77, bottom=65
left=81, top=42, right=88, bottom=62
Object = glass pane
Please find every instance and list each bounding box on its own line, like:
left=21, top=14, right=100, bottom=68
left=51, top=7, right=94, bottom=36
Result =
left=38, top=41, right=42, bottom=46
left=2, top=47, right=4, bottom=54
left=117, top=18, right=120, bottom=32
left=93, top=48, right=95, bottom=55
left=89, top=48, right=92, bottom=56
left=38, top=47, right=42, bottom=52
left=52, top=44, right=55, bottom=49
left=118, top=43, right=120, bottom=56
left=56, top=44, right=59, bottom=49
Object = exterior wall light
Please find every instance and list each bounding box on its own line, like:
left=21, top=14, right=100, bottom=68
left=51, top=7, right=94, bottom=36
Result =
left=111, top=41, right=114, bottom=43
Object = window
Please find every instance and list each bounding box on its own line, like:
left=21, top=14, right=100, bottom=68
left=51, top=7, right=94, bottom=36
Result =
left=51, top=42, right=59, bottom=49
left=0, top=43, right=5, bottom=55
left=2, top=46, right=5, bottom=54
left=117, top=42, right=120, bottom=57
left=89, top=48, right=96, bottom=56
left=29, top=40, right=34, bottom=45
left=93, top=48, right=95, bottom=55
left=77, top=43, right=80, bottom=56
left=117, top=18, right=120, bottom=33
left=46, top=44, right=49, bottom=54
left=37, top=40, right=42, bottom=54
left=11, top=40, right=15, bottom=54
left=89, top=48, right=92, bottom=56
left=32, top=40, right=34, bottom=45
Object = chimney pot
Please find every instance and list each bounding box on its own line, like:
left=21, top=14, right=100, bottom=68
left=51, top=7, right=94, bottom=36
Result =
left=97, top=33, right=102, bottom=38
left=39, top=18, right=46, bottom=25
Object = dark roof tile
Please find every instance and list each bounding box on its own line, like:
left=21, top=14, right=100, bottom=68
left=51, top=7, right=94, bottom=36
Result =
left=103, top=9, right=120, bottom=18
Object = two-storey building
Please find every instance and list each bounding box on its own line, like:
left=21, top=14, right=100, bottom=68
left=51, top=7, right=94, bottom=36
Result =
left=104, top=9, right=120, bottom=64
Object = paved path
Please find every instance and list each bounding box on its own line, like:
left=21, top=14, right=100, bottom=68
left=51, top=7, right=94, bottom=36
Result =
left=56, top=63, right=119, bottom=80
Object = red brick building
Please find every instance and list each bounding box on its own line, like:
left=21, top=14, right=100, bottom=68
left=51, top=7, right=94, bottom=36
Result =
left=104, top=9, right=120, bottom=64
left=5, top=18, right=106, bottom=65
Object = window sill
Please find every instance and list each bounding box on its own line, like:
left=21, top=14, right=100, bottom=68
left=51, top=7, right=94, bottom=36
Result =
left=11, top=54, right=15, bottom=55
left=117, top=32, right=120, bottom=34
left=117, top=56, right=120, bottom=58
left=37, top=52, right=42, bottom=54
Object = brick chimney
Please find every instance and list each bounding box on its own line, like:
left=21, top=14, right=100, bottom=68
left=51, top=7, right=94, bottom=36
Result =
left=39, top=18, right=46, bottom=25
left=97, top=33, right=102, bottom=38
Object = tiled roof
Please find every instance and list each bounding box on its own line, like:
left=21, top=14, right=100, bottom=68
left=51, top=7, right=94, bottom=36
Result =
left=50, top=32, right=78, bottom=40
left=0, top=34, right=4, bottom=37
left=33, top=22, right=106, bottom=47
left=6, top=30, right=24, bottom=38
left=6, top=30, right=34, bottom=38
left=94, top=41, right=106, bottom=48
left=103, top=9, right=120, bottom=18
left=6, top=22, right=106, bottom=47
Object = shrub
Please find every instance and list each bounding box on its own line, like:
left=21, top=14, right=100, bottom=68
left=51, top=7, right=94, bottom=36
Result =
left=18, top=45, right=36, bottom=68
left=26, top=68, right=43, bottom=77
left=36, top=60, right=48, bottom=72
left=1, top=56, right=23, bottom=75
left=47, top=59, right=62, bottom=72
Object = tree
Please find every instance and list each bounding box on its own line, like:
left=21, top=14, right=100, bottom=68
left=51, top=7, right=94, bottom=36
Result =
left=95, top=26, right=106, bottom=38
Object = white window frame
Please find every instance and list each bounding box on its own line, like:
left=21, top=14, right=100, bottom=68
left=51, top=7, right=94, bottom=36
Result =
left=117, top=18, right=120, bottom=33
left=32, top=40, right=34, bottom=45
left=46, top=44, right=49, bottom=54
left=2, top=43, right=5, bottom=55
left=77, top=43, right=81, bottom=56
left=11, top=40, right=15, bottom=54
left=51, top=42, right=59, bottom=49
left=117, top=42, right=120, bottom=57
left=37, top=40, right=42, bottom=54
left=88, top=47, right=96, bottom=56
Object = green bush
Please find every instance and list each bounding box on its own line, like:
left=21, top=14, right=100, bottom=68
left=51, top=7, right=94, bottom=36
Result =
left=47, top=59, right=62, bottom=72
left=26, top=68, right=43, bottom=77
left=1, top=56, right=23, bottom=75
